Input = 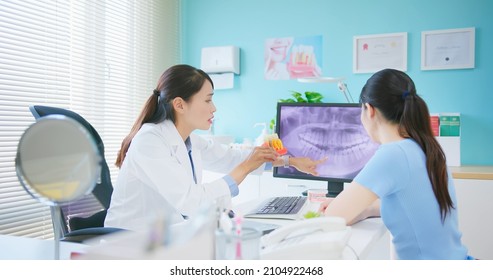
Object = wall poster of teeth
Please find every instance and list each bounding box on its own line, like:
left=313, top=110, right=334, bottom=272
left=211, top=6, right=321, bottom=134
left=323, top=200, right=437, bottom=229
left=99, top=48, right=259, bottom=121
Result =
left=353, top=32, right=408, bottom=74
left=264, top=35, right=323, bottom=80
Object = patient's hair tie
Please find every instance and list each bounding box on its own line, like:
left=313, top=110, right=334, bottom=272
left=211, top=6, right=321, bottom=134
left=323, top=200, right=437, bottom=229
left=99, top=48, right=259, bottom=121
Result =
left=153, top=89, right=160, bottom=97
left=402, top=91, right=410, bottom=100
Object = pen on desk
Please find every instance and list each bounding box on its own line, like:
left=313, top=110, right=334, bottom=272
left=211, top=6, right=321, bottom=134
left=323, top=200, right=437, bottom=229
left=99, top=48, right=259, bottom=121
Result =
left=234, top=215, right=243, bottom=260
left=146, top=217, right=167, bottom=252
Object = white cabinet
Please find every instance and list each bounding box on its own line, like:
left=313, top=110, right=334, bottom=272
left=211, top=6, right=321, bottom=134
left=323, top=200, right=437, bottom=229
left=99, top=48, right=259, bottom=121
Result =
left=454, top=178, right=493, bottom=259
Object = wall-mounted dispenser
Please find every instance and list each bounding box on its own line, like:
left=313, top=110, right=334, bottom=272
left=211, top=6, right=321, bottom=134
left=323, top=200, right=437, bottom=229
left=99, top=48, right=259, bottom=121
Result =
left=200, top=46, right=240, bottom=89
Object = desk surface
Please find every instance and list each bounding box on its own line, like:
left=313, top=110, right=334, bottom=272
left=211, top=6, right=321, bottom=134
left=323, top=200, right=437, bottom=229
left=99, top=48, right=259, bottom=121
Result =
left=1, top=195, right=388, bottom=260
left=0, top=234, right=86, bottom=260
left=1, top=214, right=387, bottom=260
left=344, top=217, right=388, bottom=259
left=450, top=166, right=493, bottom=180
left=236, top=199, right=388, bottom=260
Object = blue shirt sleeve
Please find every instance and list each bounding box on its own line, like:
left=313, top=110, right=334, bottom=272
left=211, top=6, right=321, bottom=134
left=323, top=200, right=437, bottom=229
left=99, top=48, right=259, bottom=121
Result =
left=354, top=144, right=409, bottom=198
left=222, top=175, right=239, bottom=197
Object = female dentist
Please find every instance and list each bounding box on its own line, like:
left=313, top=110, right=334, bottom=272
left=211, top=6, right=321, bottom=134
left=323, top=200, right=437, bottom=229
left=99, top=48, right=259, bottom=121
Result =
left=105, top=64, right=325, bottom=231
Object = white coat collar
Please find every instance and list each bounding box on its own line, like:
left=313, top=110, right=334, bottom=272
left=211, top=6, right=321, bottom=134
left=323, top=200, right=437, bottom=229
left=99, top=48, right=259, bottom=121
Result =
left=160, top=120, right=188, bottom=163
left=159, top=120, right=202, bottom=183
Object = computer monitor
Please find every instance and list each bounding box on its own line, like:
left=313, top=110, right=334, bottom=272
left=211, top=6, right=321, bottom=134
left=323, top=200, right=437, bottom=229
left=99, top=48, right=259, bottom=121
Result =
left=273, top=102, right=379, bottom=197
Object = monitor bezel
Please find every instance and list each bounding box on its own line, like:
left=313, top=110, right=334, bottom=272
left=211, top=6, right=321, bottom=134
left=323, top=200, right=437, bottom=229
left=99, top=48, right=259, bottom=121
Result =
left=272, top=102, right=366, bottom=189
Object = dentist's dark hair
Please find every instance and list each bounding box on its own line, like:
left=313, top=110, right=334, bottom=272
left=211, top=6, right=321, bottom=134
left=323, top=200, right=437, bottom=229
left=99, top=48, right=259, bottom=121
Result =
left=116, top=64, right=213, bottom=168
left=359, top=69, right=453, bottom=222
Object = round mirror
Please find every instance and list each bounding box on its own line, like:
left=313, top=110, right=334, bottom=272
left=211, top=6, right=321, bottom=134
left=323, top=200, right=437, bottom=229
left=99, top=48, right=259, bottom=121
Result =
left=15, top=115, right=102, bottom=206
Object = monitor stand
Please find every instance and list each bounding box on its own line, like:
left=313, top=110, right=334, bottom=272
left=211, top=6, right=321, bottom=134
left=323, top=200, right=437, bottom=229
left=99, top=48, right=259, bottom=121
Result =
left=326, top=181, right=344, bottom=197
left=300, top=181, right=344, bottom=197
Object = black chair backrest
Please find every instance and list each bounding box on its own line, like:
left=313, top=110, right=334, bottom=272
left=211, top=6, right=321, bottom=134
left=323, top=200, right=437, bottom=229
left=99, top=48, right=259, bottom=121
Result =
left=29, top=105, right=114, bottom=233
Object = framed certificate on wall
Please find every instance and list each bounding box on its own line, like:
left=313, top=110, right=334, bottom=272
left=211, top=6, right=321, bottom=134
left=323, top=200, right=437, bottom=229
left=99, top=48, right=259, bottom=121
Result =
left=421, top=27, right=475, bottom=71
left=353, top=32, right=407, bottom=74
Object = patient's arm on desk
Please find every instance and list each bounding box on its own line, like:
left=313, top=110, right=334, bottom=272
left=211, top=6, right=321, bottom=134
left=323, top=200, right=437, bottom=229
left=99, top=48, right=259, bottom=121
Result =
left=318, top=182, right=380, bottom=225
left=349, top=200, right=380, bottom=225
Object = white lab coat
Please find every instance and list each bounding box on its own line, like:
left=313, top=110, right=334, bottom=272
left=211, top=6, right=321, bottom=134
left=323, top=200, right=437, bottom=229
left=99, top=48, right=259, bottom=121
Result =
left=105, top=120, right=257, bottom=231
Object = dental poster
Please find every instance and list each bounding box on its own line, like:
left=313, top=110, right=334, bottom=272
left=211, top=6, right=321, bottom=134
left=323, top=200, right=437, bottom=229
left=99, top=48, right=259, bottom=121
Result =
left=264, top=35, right=323, bottom=80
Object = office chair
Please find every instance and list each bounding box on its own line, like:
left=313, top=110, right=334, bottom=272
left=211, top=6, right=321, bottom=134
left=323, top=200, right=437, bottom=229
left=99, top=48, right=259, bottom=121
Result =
left=29, top=105, right=123, bottom=243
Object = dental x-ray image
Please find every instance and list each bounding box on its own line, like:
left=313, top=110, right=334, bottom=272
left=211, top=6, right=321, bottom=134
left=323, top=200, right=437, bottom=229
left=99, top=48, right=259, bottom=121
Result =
left=276, top=104, right=379, bottom=181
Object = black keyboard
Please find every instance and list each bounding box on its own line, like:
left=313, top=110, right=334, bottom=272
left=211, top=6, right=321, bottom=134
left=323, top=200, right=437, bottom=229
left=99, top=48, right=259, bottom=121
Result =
left=255, top=196, right=307, bottom=215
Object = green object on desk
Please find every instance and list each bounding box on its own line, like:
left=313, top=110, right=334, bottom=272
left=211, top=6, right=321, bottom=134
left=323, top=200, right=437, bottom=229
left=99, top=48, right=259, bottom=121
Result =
left=303, top=211, right=321, bottom=219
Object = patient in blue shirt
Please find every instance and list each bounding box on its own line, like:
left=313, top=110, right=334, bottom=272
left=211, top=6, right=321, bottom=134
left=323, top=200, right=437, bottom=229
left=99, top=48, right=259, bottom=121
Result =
left=355, top=139, right=468, bottom=259
left=318, top=68, right=471, bottom=260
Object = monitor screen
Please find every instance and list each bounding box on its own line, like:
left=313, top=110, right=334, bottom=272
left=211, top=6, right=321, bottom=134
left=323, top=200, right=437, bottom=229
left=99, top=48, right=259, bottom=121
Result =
left=273, top=102, right=379, bottom=197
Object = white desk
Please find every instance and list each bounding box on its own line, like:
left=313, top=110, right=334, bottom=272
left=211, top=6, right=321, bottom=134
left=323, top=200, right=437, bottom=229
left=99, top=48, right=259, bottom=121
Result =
left=1, top=170, right=389, bottom=260
left=344, top=218, right=389, bottom=259
left=205, top=170, right=391, bottom=259
left=235, top=199, right=389, bottom=260
left=0, top=234, right=87, bottom=260
left=0, top=216, right=388, bottom=260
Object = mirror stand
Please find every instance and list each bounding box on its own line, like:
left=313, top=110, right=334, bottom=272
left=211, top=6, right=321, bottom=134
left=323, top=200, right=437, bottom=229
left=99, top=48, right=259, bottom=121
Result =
left=16, top=115, right=101, bottom=260
left=51, top=205, right=63, bottom=260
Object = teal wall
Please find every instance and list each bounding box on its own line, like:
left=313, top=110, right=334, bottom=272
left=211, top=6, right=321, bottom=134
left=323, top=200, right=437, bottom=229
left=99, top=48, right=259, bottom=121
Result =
left=181, top=0, right=493, bottom=165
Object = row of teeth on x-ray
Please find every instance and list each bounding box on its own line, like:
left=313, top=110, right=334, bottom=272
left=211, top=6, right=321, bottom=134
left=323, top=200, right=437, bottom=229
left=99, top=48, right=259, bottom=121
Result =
left=300, top=128, right=373, bottom=157
left=296, top=125, right=371, bottom=155
left=281, top=107, right=361, bottom=128
left=283, top=123, right=377, bottom=177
